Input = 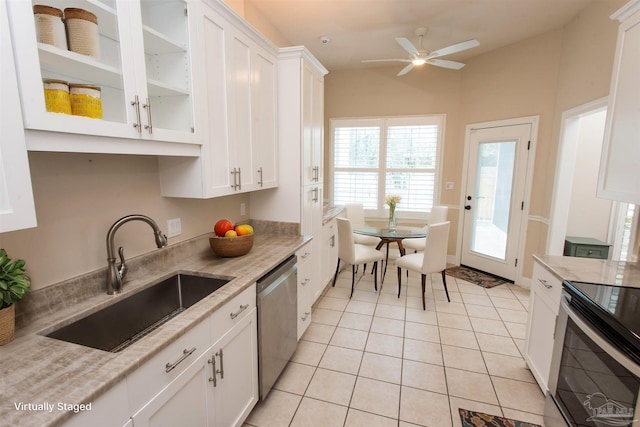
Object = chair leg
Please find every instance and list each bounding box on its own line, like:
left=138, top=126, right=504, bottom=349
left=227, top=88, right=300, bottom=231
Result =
left=441, top=270, right=450, bottom=302
left=350, top=265, right=356, bottom=298
left=373, top=262, right=378, bottom=292
left=332, top=259, right=341, bottom=287
left=363, top=263, right=367, bottom=276
left=421, top=274, right=427, bottom=310
left=397, top=267, right=402, bottom=298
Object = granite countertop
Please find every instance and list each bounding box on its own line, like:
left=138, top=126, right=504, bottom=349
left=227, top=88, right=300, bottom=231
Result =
left=533, top=254, right=640, bottom=286
left=323, top=204, right=344, bottom=224
left=0, top=233, right=308, bottom=427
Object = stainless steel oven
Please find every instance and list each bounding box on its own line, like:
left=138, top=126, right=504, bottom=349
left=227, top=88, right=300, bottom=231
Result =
left=545, top=282, right=640, bottom=427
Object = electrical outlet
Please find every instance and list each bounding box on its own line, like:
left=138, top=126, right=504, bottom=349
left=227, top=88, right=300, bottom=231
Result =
left=240, top=203, right=246, bottom=216
left=167, top=218, right=181, bottom=238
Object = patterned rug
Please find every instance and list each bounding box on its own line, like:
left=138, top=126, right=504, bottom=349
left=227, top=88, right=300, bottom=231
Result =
left=459, top=409, right=541, bottom=427
left=445, top=265, right=510, bottom=288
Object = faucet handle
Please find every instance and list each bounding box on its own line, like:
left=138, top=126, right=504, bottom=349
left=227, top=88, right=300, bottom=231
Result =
left=118, top=246, right=128, bottom=280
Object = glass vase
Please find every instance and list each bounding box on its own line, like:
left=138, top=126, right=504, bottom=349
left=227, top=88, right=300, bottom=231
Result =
left=389, top=207, right=397, bottom=231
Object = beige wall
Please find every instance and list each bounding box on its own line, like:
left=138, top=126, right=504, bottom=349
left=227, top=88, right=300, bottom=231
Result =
left=1, top=152, right=250, bottom=291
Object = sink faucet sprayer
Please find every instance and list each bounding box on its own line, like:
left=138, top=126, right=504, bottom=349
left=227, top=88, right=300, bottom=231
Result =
left=106, top=214, right=168, bottom=295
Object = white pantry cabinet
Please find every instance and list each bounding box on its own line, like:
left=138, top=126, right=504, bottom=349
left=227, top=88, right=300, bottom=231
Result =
left=7, top=0, right=200, bottom=156
left=524, top=260, right=563, bottom=393
left=597, top=0, right=640, bottom=204
left=250, top=46, right=328, bottom=304
left=158, top=0, right=278, bottom=198
left=0, top=0, right=36, bottom=233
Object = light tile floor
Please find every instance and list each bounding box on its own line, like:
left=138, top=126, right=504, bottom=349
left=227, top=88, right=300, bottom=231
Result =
left=244, top=264, right=546, bottom=427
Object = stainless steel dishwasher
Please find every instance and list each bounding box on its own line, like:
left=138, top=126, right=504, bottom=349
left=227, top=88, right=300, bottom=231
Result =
left=257, top=255, right=298, bottom=400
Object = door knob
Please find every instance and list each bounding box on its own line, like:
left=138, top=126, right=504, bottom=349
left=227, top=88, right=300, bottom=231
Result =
left=465, top=205, right=471, bottom=210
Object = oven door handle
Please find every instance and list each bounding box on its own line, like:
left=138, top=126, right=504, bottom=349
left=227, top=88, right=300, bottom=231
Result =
left=561, top=297, right=640, bottom=377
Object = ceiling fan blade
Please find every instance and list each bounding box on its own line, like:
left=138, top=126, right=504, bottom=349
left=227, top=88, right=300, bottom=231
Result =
left=361, top=59, right=412, bottom=63
left=397, top=63, right=414, bottom=76
left=427, top=58, right=466, bottom=70
left=427, top=39, right=480, bottom=59
left=395, top=37, right=419, bottom=56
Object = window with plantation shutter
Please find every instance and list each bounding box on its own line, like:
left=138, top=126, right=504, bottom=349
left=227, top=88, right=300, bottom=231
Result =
left=330, top=115, right=444, bottom=218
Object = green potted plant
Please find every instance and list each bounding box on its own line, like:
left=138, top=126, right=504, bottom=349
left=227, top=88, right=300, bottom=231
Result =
left=0, top=249, right=30, bottom=345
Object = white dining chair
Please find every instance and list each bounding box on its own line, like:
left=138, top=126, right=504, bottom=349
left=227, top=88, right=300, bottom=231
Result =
left=402, top=205, right=448, bottom=253
left=395, top=221, right=450, bottom=310
left=333, top=217, right=385, bottom=297
left=345, top=203, right=381, bottom=247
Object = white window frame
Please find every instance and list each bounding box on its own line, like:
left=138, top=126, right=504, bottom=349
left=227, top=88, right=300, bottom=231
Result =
left=329, top=114, right=445, bottom=220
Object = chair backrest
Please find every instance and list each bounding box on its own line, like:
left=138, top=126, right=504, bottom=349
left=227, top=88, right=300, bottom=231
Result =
left=421, top=221, right=450, bottom=274
left=345, top=203, right=366, bottom=224
left=429, top=206, right=448, bottom=224
left=336, top=217, right=356, bottom=264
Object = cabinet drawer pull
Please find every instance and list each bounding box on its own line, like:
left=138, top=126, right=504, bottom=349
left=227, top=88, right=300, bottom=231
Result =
left=131, top=95, right=141, bottom=133
left=216, top=348, right=224, bottom=379
left=257, top=167, right=263, bottom=186
left=143, top=98, right=153, bottom=134
left=301, top=311, right=310, bottom=321
left=300, top=252, right=311, bottom=259
left=208, top=354, right=217, bottom=387
left=301, top=278, right=311, bottom=286
left=165, top=347, right=196, bottom=373
left=538, top=278, right=552, bottom=289
left=230, top=303, right=249, bottom=319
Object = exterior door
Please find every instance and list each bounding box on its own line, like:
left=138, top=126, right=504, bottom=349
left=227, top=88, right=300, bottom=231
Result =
left=461, top=122, right=533, bottom=281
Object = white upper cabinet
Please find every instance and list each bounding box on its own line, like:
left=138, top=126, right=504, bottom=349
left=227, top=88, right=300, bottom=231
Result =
left=0, top=0, right=37, bottom=233
left=159, top=0, right=278, bottom=198
left=598, top=0, right=640, bottom=204
left=6, top=0, right=199, bottom=156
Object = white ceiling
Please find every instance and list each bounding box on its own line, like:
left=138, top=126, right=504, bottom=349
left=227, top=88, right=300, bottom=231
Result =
left=244, top=0, right=594, bottom=72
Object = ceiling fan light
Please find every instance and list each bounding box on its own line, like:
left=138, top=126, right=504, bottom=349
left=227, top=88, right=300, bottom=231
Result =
left=412, top=58, right=426, bottom=65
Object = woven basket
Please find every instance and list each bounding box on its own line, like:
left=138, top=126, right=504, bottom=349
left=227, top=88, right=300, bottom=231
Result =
left=64, top=8, right=100, bottom=58
left=209, top=234, right=254, bottom=257
left=33, top=5, right=67, bottom=50
left=0, top=304, right=15, bottom=346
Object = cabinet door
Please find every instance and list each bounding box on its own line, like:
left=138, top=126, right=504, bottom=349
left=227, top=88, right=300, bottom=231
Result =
left=131, top=347, right=213, bottom=427
left=311, top=71, right=324, bottom=184
left=251, top=45, right=278, bottom=190
left=301, top=61, right=315, bottom=187
left=127, top=0, right=196, bottom=143
left=226, top=25, right=254, bottom=192
left=598, top=5, right=640, bottom=204
left=212, top=308, right=258, bottom=427
left=524, top=287, right=557, bottom=393
left=322, top=219, right=338, bottom=288
left=311, top=185, right=325, bottom=303
left=7, top=0, right=198, bottom=151
left=0, top=0, right=36, bottom=232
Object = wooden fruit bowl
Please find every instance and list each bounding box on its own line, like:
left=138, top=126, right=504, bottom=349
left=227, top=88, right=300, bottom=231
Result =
left=209, top=234, right=254, bottom=257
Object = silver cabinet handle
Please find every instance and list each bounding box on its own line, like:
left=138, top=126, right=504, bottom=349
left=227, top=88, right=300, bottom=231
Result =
left=237, top=168, right=241, bottom=190
left=230, top=168, right=239, bottom=190
left=165, top=347, right=196, bottom=373
left=208, top=354, right=217, bottom=387
left=131, top=95, right=141, bottom=133
left=538, top=278, right=552, bottom=289
left=257, top=167, right=263, bottom=186
left=312, top=187, right=319, bottom=202
left=216, top=348, right=224, bottom=379
left=143, top=98, right=153, bottom=134
left=301, top=278, right=311, bottom=286
left=300, top=252, right=311, bottom=259
left=301, top=311, right=310, bottom=321
left=230, top=303, right=249, bottom=319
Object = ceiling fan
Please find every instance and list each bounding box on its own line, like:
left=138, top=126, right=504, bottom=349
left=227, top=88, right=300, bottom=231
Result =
left=362, top=27, right=480, bottom=76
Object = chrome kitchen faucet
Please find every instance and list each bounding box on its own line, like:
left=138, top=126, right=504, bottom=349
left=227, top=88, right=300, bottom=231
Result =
left=106, top=214, right=168, bottom=295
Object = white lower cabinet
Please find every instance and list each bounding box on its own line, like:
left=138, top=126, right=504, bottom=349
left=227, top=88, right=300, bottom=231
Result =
left=524, top=261, right=563, bottom=393
left=321, top=219, right=339, bottom=290
left=296, top=242, right=313, bottom=340
left=64, top=284, right=258, bottom=427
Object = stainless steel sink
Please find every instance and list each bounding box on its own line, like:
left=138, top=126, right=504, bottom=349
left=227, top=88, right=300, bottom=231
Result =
left=45, top=273, right=232, bottom=352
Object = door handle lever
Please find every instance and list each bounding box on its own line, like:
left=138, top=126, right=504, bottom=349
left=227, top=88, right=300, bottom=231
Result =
left=465, top=205, right=471, bottom=210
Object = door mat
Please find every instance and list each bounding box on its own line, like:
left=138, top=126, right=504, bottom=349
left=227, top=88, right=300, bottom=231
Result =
left=445, top=265, right=510, bottom=288
left=459, top=408, right=541, bottom=427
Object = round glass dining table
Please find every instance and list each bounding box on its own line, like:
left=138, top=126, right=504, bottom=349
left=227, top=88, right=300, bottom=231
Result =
left=351, top=224, right=428, bottom=282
